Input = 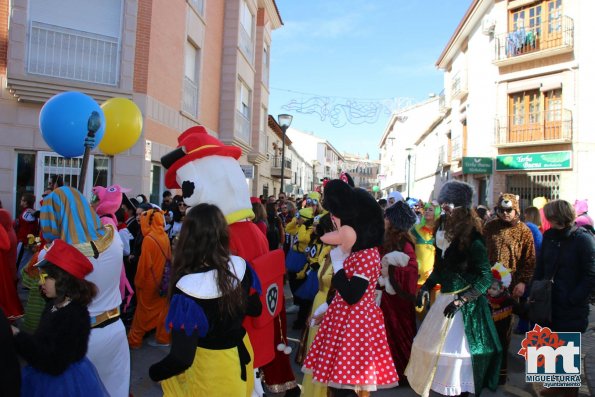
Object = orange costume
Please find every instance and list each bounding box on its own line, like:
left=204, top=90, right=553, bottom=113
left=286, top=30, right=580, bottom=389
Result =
left=128, top=209, right=170, bottom=347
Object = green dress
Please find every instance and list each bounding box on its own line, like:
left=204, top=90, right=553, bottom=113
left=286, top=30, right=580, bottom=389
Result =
left=406, top=233, right=502, bottom=396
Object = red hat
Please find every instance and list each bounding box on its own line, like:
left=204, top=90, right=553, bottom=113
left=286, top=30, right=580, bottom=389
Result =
left=35, top=239, right=94, bottom=279
left=250, top=197, right=261, bottom=204
left=162, top=126, right=242, bottom=189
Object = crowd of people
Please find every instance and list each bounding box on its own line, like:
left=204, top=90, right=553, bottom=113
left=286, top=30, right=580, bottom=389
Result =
left=0, top=170, right=594, bottom=397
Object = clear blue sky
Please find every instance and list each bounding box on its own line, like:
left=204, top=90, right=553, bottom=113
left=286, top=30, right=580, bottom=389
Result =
left=269, top=0, right=472, bottom=159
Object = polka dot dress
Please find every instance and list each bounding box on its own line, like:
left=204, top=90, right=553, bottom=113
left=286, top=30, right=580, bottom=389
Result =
left=302, top=248, right=399, bottom=390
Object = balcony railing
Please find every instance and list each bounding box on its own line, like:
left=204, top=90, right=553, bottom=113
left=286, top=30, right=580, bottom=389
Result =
left=270, top=156, right=292, bottom=179
left=438, top=89, right=448, bottom=113
left=494, top=109, right=572, bottom=146
left=182, top=76, right=198, bottom=117
left=494, top=16, right=574, bottom=63
left=272, top=156, right=292, bottom=169
left=27, top=21, right=119, bottom=86
left=451, top=135, right=462, bottom=160
left=234, top=110, right=251, bottom=144
left=239, top=27, right=254, bottom=63
left=451, top=70, right=467, bottom=99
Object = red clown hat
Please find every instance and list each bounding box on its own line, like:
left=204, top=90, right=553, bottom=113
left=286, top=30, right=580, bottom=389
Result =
left=162, top=126, right=242, bottom=189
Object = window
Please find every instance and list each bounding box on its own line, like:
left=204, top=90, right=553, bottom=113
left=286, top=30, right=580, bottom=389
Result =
left=508, top=0, right=564, bottom=55
left=508, top=88, right=565, bottom=142
left=27, top=0, right=123, bottom=85
left=34, top=152, right=111, bottom=204
left=183, top=41, right=200, bottom=117
left=239, top=0, right=254, bottom=62
left=149, top=164, right=163, bottom=205
left=188, top=0, right=204, bottom=16
left=240, top=0, right=253, bottom=39
left=237, top=79, right=251, bottom=119
left=92, top=156, right=111, bottom=188
left=15, top=152, right=36, bottom=213
left=262, top=44, right=270, bottom=86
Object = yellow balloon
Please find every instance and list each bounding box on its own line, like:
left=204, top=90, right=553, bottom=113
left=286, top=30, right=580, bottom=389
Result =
left=99, top=98, right=143, bottom=155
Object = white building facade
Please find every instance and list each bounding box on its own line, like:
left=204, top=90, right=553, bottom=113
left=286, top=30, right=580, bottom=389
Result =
left=436, top=0, right=595, bottom=209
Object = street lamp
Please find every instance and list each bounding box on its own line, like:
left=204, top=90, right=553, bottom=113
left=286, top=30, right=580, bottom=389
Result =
left=406, top=147, right=413, bottom=199
left=278, top=113, right=293, bottom=194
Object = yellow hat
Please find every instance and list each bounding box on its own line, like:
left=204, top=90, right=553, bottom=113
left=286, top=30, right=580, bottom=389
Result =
left=307, top=191, right=321, bottom=201
left=298, top=207, right=314, bottom=220
left=533, top=196, right=548, bottom=210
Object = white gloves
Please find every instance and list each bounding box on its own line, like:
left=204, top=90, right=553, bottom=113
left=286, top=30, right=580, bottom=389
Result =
left=330, top=246, right=349, bottom=273
left=313, top=302, right=328, bottom=318
left=379, top=251, right=410, bottom=295
left=381, top=251, right=410, bottom=268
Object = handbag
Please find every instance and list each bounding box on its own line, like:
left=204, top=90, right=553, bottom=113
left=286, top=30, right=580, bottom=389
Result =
left=285, top=248, right=307, bottom=273
left=149, top=236, right=172, bottom=297
left=527, top=238, right=563, bottom=325
left=295, top=267, right=319, bottom=301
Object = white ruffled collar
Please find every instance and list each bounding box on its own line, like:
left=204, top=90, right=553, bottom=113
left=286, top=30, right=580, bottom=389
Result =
left=176, top=255, right=246, bottom=299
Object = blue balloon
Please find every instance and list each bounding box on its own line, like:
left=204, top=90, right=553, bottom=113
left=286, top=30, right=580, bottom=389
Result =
left=39, top=92, right=106, bottom=158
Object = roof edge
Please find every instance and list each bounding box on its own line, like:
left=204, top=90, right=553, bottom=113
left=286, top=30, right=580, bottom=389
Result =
left=435, top=0, right=481, bottom=69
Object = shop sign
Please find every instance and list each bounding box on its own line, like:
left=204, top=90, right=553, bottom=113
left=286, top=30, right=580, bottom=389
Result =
left=496, top=151, right=572, bottom=171
left=241, top=165, right=254, bottom=179
left=462, top=157, right=493, bottom=174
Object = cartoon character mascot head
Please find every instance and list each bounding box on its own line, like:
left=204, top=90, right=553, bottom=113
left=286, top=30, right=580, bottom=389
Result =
left=161, top=126, right=253, bottom=224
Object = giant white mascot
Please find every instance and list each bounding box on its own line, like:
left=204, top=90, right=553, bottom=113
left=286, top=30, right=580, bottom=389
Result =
left=161, top=126, right=298, bottom=396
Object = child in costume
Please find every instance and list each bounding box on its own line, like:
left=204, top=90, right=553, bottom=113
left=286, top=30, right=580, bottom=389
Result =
left=149, top=204, right=262, bottom=396
left=40, top=187, right=130, bottom=397
left=380, top=201, right=419, bottom=383
left=285, top=207, right=315, bottom=330
left=303, top=176, right=398, bottom=396
left=128, top=208, right=171, bottom=348
left=11, top=239, right=108, bottom=397
left=487, top=263, right=517, bottom=385
left=411, top=201, right=441, bottom=320
left=406, top=181, right=501, bottom=397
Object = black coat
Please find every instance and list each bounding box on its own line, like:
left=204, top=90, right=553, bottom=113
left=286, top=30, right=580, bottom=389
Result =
left=533, top=226, right=595, bottom=332
left=14, top=301, right=91, bottom=375
left=0, top=312, right=20, bottom=397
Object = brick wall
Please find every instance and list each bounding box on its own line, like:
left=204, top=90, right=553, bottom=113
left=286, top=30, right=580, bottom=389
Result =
left=133, top=0, right=153, bottom=93
left=0, top=0, right=8, bottom=75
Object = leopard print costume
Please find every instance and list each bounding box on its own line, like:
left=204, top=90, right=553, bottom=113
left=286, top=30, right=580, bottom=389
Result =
left=483, top=193, right=536, bottom=288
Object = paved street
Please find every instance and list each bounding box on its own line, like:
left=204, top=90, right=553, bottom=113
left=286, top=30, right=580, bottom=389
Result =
left=129, top=294, right=595, bottom=397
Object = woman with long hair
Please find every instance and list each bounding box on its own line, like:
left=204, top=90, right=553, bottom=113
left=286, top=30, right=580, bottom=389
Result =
left=405, top=181, right=501, bottom=397
left=149, top=204, right=262, bottom=396
left=265, top=202, right=284, bottom=251
left=251, top=199, right=268, bottom=237
left=380, top=201, right=419, bottom=384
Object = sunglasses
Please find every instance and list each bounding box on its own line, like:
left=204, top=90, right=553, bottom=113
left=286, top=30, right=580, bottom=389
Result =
left=39, top=272, right=49, bottom=284
left=498, top=207, right=514, bottom=214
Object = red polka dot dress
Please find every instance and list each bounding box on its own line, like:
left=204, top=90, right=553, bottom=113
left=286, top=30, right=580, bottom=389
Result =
left=302, top=248, right=399, bottom=391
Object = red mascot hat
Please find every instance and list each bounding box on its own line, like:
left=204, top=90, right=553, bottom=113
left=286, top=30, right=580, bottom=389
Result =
left=162, top=126, right=242, bottom=189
